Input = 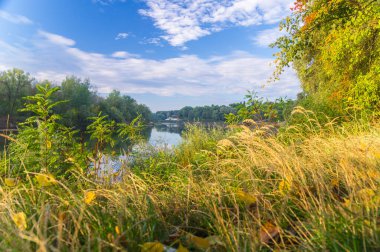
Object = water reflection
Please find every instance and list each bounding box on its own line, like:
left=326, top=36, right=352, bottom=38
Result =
left=143, top=123, right=184, bottom=148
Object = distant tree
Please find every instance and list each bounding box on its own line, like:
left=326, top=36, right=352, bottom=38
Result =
left=54, top=76, right=97, bottom=132
left=100, top=90, right=152, bottom=124
left=0, top=69, right=34, bottom=123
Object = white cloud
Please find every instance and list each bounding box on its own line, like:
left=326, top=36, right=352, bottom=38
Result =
left=115, top=32, right=129, bottom=40
left=253, top=27, right=285, bottom=47
left=0, top=30, right=300, bottom=99
left=139, top=0, right=294, bottom=46
left=0, top=10, right=33, bottom=25
left=38, top=30, right=76, bottom=47
left=141, top=37, right=163, bottom=46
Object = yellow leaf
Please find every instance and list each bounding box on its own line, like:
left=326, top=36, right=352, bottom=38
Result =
left=357, top=188, right=375, bottom=204
left=84, top=191, right=96, bottom=205
left=342, top=198, right=351, bottom=208
left=12, top=212, right=27, bottom=231
left=206, top=235, right=224, bottom=246
left=259, top=222, right=280, bottom=244
left=36, top=174, right=57, bottom=187
left=236, top=190, right=257, bottom=206
left=187, top=234, right=210, bottom=250
left=177, top=243, right=189, bottom=252
left=115, top=225, right=121, bottom=235
left=330, top=178, right=339, bottom=187
left=4, top=178, right=17, bottom=187
left=278, top=180, right=291, bottom=193
left=107, top=233, right=114, bottom=242
left=141, top=242, right=164, bottom=252
left=46, top=140, right=52, bottom=150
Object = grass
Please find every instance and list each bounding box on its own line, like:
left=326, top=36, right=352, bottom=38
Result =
left=0, top=108, right=379, bottom=251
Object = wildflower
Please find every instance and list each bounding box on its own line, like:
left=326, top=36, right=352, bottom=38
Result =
left=84, top=191, right=96, bottom=205
left=36, top=174, right=57, bottom=187
left=141, top=242, right=164, bottom=252
left=4, top=178, right=17, bottom=187
left=12, top=212, right=27, bottom=231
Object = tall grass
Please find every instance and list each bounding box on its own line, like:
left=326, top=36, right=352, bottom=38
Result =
left=0, top=108, right=379, bottom=251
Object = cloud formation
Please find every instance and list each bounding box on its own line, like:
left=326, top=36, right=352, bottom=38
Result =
left=139, top=0, right=294, bottom=46
left=0, top=30, right=300, bottom=99
left=0, top=10, right=33, bottom=24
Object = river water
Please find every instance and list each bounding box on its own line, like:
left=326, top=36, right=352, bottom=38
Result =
left=145, top=123, right=184, bottom=147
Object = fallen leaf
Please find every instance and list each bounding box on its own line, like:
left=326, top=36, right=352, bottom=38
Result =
left=12, top=212, right=27, bottom=231
left=259, top=222, right=280, bottom=244
left=187, top=234, right=210, bottom=250
left=206, top=235, right=224, bottom=246
left=36, top=174, right=57, bottom=187
left=84, top=191, right=96, bottom=205
left=177, top=243, right=189, bottom=252
left=115, top=225, right=121, bottom=235
left=236, top=190, right=257, bottom=206
left=4, top=178, right=17, bottom=187
left=141, top=241, right=164, bottom=252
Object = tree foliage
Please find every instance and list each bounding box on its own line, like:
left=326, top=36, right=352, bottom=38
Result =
left=0, top=69, right=34, bottom=124
left=274, top=0, right=380, bottom=116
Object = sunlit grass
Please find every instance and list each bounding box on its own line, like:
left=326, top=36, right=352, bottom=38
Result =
left=0, top=109, right=379, bottom=251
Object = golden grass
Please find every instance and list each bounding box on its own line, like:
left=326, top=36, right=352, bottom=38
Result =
left=0, top=113, right=379, bottom=251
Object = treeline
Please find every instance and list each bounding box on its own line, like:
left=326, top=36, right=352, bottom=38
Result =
left=153, top=105, right=236, bottom=122
left=0, top=69, right=152, bottom=131
left=153, top=94, right=296, bottom=123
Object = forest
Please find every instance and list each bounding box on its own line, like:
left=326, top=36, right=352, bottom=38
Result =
left=0, top=0, right=379, bottom=251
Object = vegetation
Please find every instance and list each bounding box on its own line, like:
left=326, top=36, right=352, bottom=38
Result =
left=0, top=73, right=152, bottom=131
left=0, top=1, right=379, bottom=251
left=274, top=0, right=380, bottom=117
left=153, top=105, right=236, bottom=122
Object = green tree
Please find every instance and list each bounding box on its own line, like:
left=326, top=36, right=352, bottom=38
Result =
left=54, top=76, right=97, bottom=132
left=274, top=0, right=380, bottom=116
left=0, top=69, right=34, bottom=124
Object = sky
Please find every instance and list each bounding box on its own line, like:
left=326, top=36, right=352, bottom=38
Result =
left=0, top=0, right=301, bottom=112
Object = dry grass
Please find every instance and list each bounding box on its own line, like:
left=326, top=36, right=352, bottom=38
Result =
left=0, top=109, right=379, bottom=251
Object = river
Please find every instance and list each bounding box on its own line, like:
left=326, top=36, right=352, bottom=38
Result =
left=144, top=122, right=184, bottom=148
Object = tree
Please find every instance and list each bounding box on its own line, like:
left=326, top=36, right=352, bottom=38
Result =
left=100, top=90, right=152, bottom=124
left=54, top=76, right=97, bottom=132
left=274, top=0, right=380, bottom=116
left=0, top=69, right=34, bottom=123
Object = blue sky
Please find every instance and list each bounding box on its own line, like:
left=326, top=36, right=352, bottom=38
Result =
left=0, top=0, right=300, bottom=111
